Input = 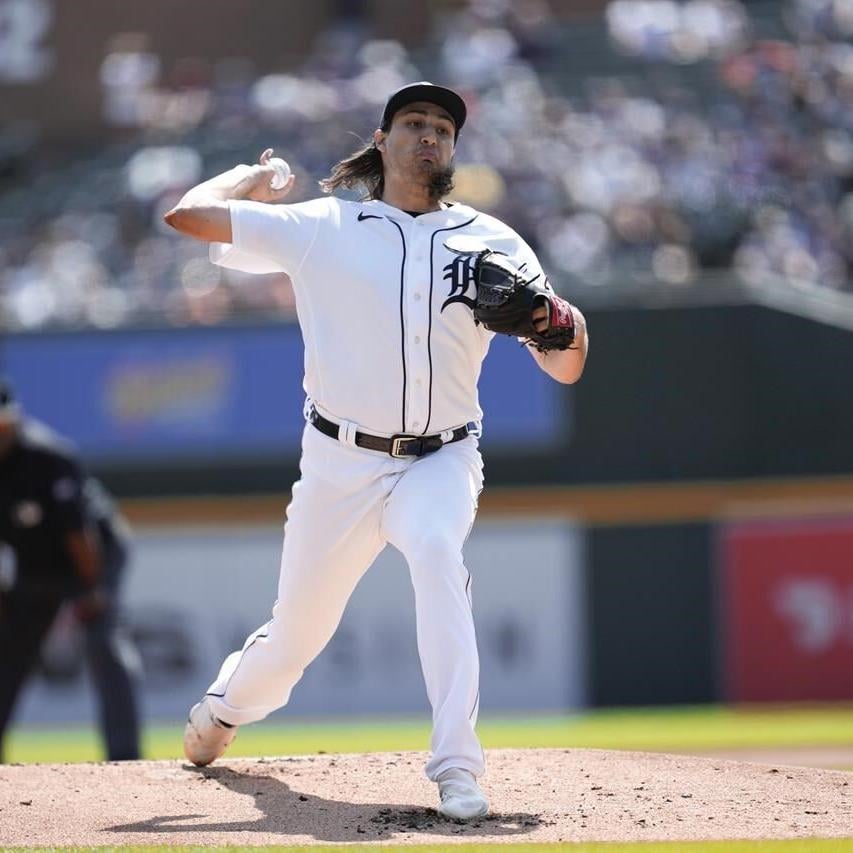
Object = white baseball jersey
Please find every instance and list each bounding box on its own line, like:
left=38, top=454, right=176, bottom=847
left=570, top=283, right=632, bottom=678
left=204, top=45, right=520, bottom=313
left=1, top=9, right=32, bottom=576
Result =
left=212, top=197, right=546, bottom=436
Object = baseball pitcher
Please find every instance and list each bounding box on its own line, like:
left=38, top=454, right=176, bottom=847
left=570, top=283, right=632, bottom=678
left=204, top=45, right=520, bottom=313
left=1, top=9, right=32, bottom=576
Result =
left=164, top=81, right=588, bottom=820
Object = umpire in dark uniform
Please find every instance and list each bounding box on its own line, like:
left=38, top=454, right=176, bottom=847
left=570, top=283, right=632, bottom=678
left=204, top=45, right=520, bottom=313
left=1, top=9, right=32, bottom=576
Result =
left=0, top=378, right=141, bottom=761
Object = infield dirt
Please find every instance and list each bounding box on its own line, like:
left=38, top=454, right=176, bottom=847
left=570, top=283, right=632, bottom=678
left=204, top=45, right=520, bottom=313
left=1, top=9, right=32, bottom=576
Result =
left=1, top=748, right=851, bottom=846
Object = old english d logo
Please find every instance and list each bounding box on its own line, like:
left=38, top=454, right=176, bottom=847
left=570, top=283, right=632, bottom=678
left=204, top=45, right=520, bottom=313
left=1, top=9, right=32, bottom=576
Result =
left=441, top=254, right=477, bottom=312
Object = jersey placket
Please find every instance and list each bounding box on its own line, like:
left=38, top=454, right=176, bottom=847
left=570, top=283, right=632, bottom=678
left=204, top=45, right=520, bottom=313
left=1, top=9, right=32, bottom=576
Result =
left=403, top=218, right=433, bottom=435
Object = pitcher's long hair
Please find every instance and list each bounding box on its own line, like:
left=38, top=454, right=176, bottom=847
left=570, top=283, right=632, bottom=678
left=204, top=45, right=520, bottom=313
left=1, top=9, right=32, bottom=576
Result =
left=319, top=141, right=385, bottom=199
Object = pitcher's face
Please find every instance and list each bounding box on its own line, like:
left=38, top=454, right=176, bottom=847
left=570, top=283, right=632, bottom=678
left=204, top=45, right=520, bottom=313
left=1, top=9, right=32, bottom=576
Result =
left=375, top=101, right=456, bottom=186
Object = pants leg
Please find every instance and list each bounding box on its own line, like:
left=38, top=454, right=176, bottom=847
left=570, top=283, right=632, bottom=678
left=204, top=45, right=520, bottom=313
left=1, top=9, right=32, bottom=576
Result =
left=206, top=426, right=392, bottom=726
left=381, top=437, right=485, bottom=781
left=84, top=547, right=142, bottom=761
left=0, top=590, right=62, bottom=762
left=84, top=614, right=142, bottom=760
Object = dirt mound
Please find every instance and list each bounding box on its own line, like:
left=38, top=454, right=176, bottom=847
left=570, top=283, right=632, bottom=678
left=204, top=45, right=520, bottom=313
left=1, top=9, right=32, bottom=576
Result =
left=1, top=748, right=851, bottom=846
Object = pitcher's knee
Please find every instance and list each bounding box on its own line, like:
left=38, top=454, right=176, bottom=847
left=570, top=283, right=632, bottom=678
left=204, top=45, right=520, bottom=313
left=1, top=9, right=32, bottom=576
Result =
left=401, top=530, right=463, bottom=568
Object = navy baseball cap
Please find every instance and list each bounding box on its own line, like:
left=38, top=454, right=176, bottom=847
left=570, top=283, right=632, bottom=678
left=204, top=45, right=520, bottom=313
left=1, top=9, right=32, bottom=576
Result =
left=380, top=82, right=467, bottom=137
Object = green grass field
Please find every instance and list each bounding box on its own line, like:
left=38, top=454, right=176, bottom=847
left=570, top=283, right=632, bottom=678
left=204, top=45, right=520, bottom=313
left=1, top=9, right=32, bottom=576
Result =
left=7, top=703, right=853, bottom=764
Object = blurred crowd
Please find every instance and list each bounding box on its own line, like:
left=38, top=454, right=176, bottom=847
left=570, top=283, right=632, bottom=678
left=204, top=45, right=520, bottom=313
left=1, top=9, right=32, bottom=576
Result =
left=1, top=0, right=853, bottom=330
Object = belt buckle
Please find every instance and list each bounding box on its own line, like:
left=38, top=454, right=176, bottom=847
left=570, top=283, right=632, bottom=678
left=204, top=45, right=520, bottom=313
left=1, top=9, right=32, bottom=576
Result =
left=389, top=434, right=417, bottom=458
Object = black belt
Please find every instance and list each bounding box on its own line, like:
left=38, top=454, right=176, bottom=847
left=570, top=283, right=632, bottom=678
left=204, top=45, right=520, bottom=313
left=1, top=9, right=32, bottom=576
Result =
left=310, top=408, right=474, bottom=458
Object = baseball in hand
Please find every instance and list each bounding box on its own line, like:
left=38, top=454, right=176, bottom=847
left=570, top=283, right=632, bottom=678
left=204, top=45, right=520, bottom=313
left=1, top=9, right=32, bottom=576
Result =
left=268, top=157, right=291, bottom=190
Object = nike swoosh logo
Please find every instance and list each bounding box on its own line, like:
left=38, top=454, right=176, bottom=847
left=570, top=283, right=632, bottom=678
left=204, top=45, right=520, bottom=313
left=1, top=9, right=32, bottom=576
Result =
left=358, top=212, right=382, bottom=222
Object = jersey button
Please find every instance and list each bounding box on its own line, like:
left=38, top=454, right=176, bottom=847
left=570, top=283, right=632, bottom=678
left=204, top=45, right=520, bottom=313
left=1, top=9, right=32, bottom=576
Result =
left=414, top=335, right=421, bottom=344
left=413, top=421, right=421, bottom=428
left=413, top=293, right=422, bottom=301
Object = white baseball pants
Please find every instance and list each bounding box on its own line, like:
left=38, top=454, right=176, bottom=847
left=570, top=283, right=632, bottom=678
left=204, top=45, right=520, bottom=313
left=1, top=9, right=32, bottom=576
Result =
left=205, top=421, right=485, bottom=780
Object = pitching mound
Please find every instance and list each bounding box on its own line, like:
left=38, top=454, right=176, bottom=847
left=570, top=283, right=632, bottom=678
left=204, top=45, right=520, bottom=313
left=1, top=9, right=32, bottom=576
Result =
left=1, top=748, right=851, bottom=846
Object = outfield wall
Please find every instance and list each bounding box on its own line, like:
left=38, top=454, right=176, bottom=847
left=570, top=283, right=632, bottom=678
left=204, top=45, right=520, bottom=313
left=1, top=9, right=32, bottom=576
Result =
left=13, top=489, right=853, bottom=728
left=14, top=518, right=587, bottom=724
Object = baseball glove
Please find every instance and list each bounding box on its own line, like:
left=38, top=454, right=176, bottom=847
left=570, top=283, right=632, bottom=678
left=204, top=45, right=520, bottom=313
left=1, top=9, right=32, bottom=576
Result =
left=471, top=250, right=576, bottom=352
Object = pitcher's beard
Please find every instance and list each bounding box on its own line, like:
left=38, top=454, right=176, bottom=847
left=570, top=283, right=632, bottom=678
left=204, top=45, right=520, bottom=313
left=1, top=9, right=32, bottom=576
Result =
left=417, top=162, right=455, bottom=202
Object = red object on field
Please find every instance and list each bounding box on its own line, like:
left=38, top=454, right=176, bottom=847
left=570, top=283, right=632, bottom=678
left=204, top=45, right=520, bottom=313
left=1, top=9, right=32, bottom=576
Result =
left=721, top=516, right=853, bottom=702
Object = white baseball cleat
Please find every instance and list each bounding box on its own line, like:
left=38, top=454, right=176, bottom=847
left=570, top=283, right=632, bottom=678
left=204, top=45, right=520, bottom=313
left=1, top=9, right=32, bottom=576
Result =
left=436, top=767, right=489, bottom=820
left=183, top=697, right=237, bottom=766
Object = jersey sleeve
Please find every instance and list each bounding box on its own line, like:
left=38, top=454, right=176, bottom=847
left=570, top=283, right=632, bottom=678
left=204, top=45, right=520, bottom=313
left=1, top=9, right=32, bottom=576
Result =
left=209, top=197, right=330, bottom=276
